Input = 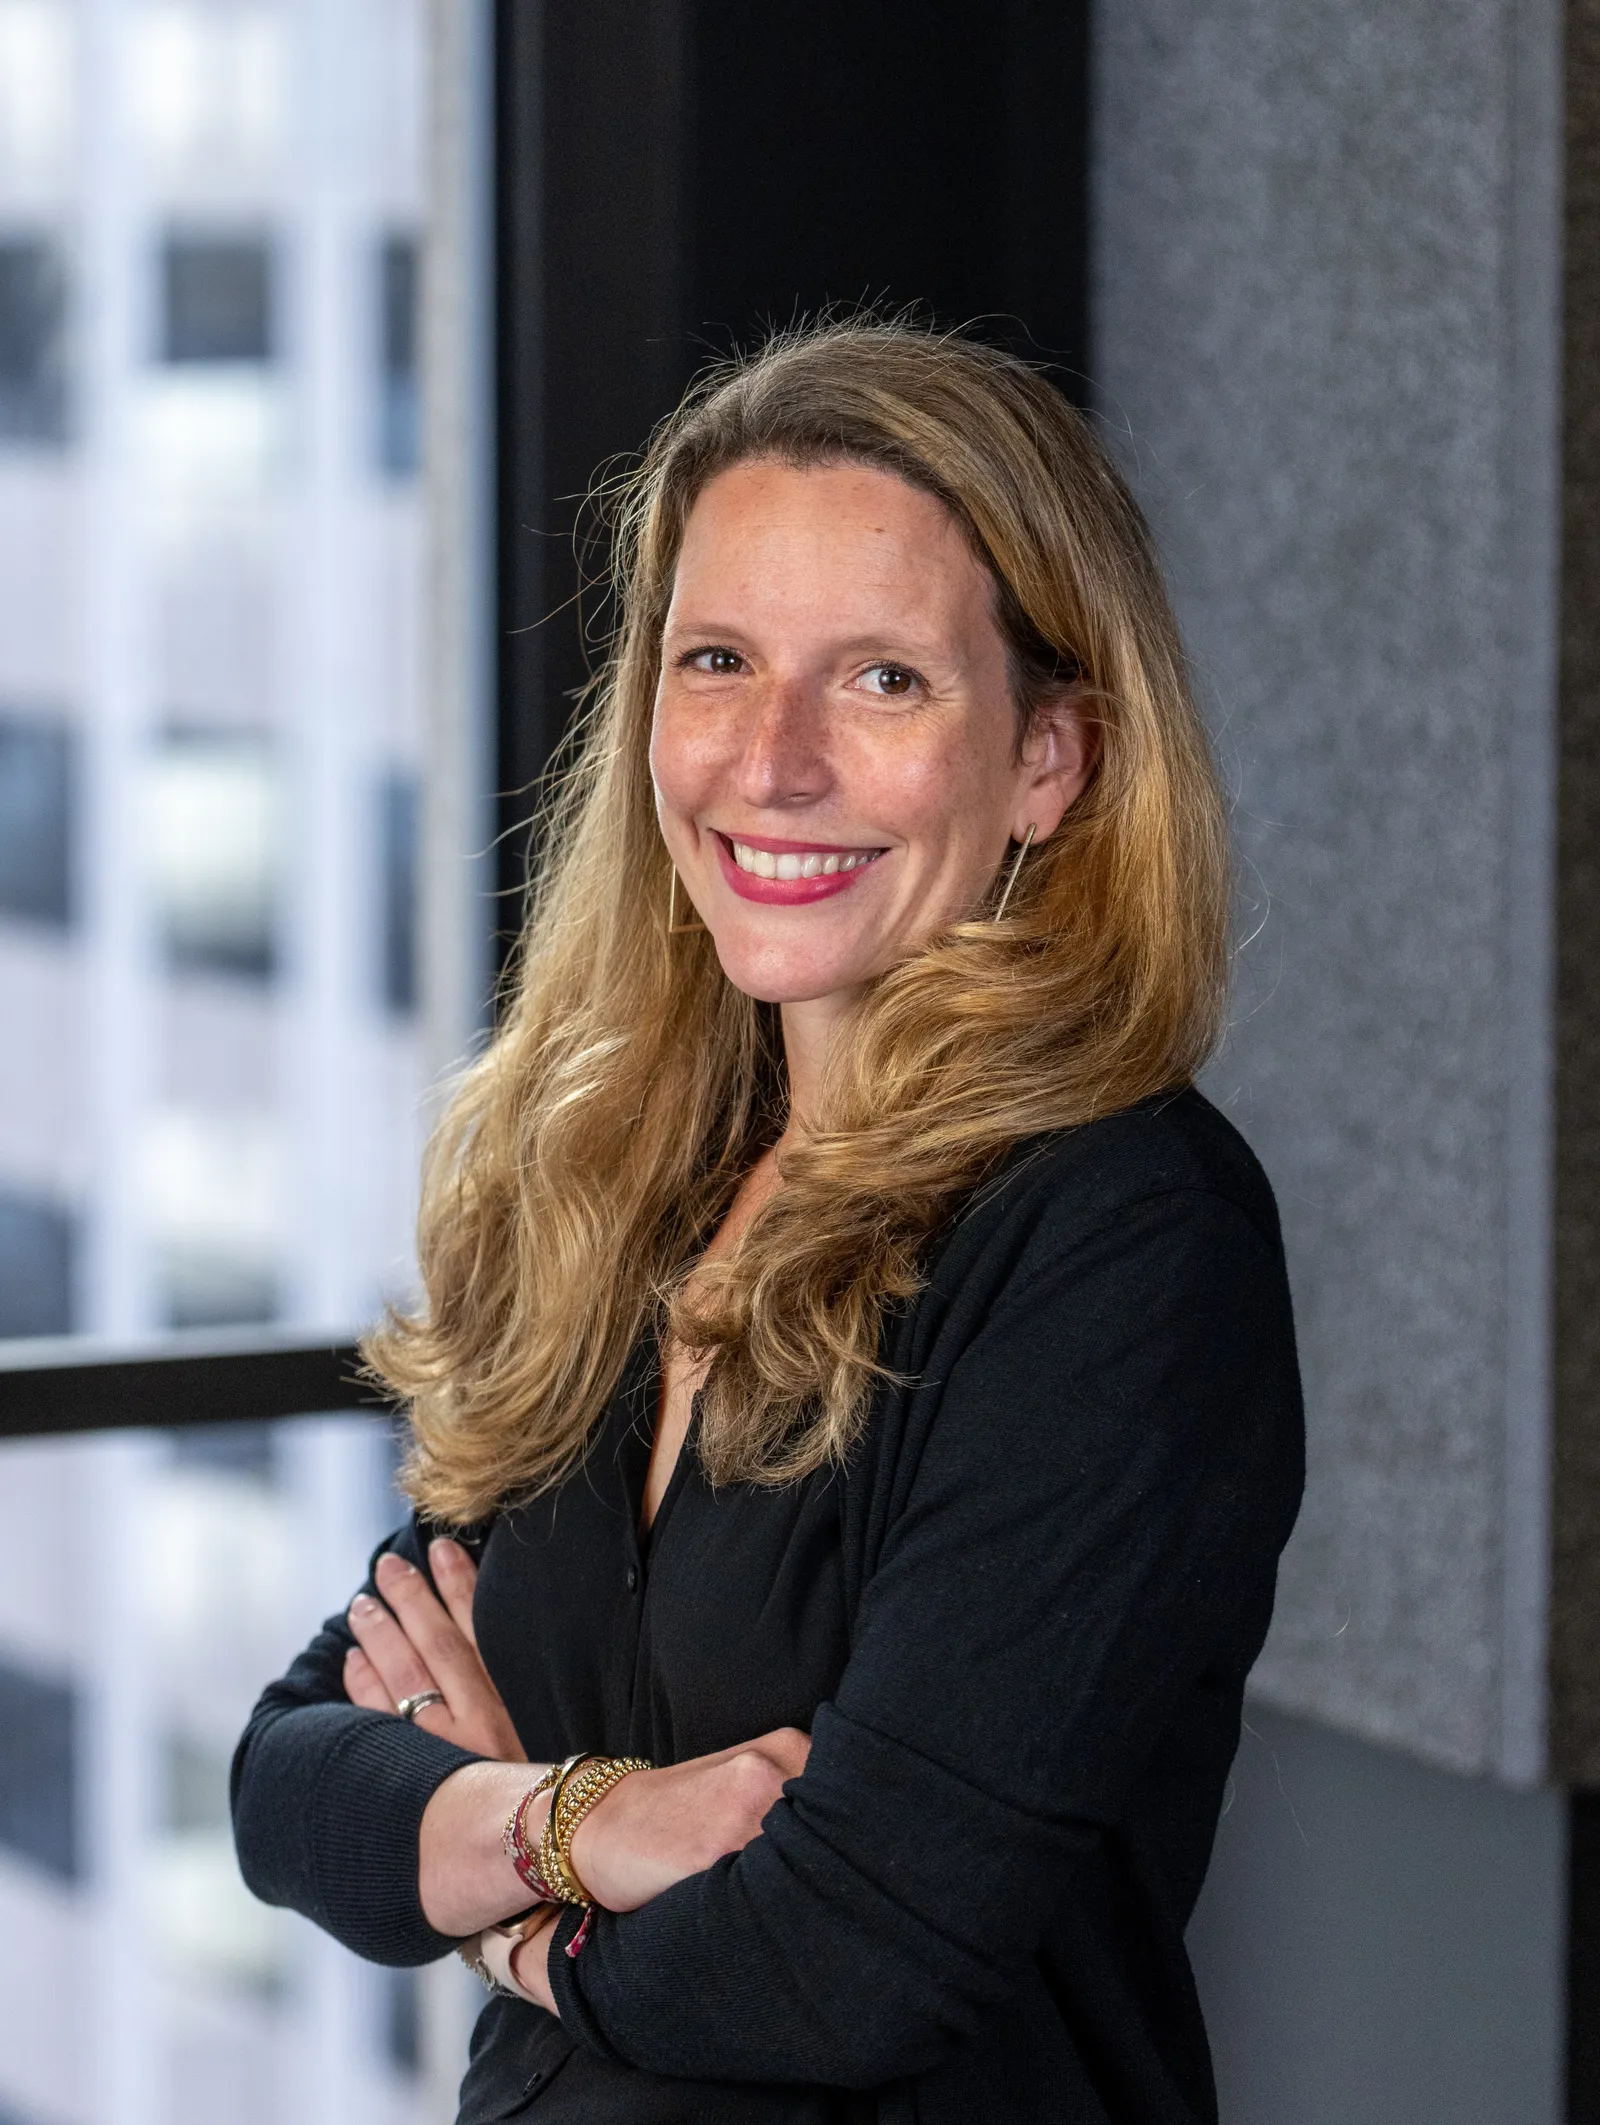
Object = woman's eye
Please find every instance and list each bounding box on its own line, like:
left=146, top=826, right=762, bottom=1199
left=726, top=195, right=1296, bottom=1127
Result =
left=859, top=663, right=918, bottom=697
left=689, top=647, right=744, bottom=675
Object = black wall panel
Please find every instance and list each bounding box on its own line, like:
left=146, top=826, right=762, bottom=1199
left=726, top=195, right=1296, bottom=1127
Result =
left=492, top=0, right=1089, bottom=926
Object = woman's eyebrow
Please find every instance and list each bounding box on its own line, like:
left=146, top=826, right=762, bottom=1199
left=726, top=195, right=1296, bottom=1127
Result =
left=662, top=616, right=758, bottom=643
left=661, top=617, right=958, bottom=665
left=826, top=631, right=948, bottom=660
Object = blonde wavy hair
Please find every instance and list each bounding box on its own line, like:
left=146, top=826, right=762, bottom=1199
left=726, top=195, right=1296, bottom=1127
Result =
left=370, top=320, right=1229, bottom=1523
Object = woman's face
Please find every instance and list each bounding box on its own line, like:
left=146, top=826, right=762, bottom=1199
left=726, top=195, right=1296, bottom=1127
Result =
left=651, top=458, right=1092, bottom=1013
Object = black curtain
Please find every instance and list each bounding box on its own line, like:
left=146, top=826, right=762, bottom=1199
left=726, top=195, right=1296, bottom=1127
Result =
left=493, top=0, right=1089, bottom=927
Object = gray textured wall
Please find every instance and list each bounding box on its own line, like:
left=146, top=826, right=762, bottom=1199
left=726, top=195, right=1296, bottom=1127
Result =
left=1093, top=0, right=1565, bottom=1778
left=1554, top=0, right=1600, bottom=1783
left=1187, top=1706, right=1565, bottom=2125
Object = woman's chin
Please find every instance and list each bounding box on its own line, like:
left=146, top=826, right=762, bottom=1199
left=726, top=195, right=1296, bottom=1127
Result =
left=708, top=935, right=873, bottom=1011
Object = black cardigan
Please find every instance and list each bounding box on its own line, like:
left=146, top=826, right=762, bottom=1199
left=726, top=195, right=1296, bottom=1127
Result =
left=232, top=1088, right=1303, bottom=2123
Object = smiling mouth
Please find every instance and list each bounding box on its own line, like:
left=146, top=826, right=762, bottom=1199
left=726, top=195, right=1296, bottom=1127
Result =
left=725, top=836, right=885, bottom=881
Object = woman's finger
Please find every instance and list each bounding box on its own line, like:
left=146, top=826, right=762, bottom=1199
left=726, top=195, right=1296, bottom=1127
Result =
left=343, top=1643, right=397, bottom=1714
left=374, top=1552, right=492, bottom=1703
left=347, top=1591, right=439, bottom=1707
left=428, top=1538, right=481, bottom=1647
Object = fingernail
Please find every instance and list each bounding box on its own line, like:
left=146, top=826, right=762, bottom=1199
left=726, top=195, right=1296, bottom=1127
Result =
left=376, top=1552, right=412, bottom=1579
left=430, top=1538, right=460, bottom=1564
left=350, top=1594, right=380, bottom=1617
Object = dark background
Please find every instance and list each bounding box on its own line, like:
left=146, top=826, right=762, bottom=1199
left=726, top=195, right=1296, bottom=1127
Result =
left=493, top=0, right=1089, bottom=922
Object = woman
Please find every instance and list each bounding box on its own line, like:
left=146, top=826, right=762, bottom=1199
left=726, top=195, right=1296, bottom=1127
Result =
left=233, top=320, right=1303, bottom=2124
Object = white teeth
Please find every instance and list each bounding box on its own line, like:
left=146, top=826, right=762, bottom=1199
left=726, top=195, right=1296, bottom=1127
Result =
left=728, top=839, right=882, bottom=879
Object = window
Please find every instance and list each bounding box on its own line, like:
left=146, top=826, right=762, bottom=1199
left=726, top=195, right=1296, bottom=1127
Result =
left=378, top=232, right=420, bottom=477
left=0, top=235, right=68, bottom=445
left=0, top=1413, right=446, bottom=2119
left=378, top=768, right=419, bottom=1015
left=0, top=1193, right=74, bottom=1337
left=146, top=728, right=278, bottom=980
left=0, top=1656, right=76, bottom=1879
left=0, top=714, right=73, bottom=926
left=0, top=0, right=489, bottom=2115
left=143, top=1108, right=282, bottom=1328
left=159, top=232, right=275, bottom=365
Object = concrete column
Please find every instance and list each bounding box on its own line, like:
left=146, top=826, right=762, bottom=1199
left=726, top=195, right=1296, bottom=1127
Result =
left=1093, top=2, right=1598, bottom=2114
left=1095, top=0, right=1590, bottom=1786
left=1554, top=0, right=1600, bottom=1788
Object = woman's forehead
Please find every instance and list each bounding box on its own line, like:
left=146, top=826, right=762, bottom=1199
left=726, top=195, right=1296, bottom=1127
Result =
left=668, top=459, right=990, bottom=627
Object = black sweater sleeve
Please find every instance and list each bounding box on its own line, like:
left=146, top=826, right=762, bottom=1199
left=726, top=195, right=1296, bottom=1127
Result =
left=549, top=1185, right=1303, bottom=2086
left=229, top=1515, right=483, bottom=1966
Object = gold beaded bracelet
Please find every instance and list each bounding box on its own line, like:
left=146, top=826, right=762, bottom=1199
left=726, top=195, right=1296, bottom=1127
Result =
left=537, top=1752, right=652, bottom=1904
left=532, top=1752, right=601, bottom=1903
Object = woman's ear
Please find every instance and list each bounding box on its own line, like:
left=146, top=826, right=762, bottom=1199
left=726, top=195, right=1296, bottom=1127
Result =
left=1016, top=690, right=1099, bottom=843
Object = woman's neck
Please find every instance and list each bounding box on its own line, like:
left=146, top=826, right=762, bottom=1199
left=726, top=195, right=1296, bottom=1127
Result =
left=778, top=987, right=861, bottom=1135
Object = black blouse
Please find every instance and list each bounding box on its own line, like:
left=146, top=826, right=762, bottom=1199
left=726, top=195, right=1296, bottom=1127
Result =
left=231, top=1088, right=1303, bottom=2124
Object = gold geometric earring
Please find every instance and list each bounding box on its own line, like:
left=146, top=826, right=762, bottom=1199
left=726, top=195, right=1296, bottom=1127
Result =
left=991, top=823, right=1036, bottom=923
left=666, top=869, right=707, bottom=936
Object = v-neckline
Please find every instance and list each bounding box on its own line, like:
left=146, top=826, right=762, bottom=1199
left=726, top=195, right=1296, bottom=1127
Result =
left=639, top=1388, right=700, bottom=1559
left=613, top=1335, right=699, bottom=1560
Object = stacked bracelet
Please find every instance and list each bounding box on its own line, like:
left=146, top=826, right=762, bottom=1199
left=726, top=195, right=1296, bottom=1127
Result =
left=503, top=1759, right=568, bottom=1901
left=537, top=1752, right=653, bottom=1905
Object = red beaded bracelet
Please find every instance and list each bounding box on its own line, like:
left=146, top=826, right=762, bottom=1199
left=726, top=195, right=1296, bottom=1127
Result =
left=503, top=1766, right=564, bottom=1902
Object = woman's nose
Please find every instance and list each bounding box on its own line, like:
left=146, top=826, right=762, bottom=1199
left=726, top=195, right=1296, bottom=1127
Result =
left=732, top=681, right=831, bottom=809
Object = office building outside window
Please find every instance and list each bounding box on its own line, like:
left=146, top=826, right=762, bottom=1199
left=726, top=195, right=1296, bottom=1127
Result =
left=0, top=4, right=467, bottom=2120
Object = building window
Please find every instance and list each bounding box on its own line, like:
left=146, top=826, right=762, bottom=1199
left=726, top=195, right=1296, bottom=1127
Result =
left=141, top=1107, right=282, bottom=1331
left=0, top=1659, right=77, bottom=1882
left=0, top=1192, right=75, bottom=1338
left=170, top=1421, right=277, bottom=1483
left=378, top=769, right=418, bottom=1014
left=0, top=234, right=68, bottom=445
left=0, top=714, right=74, bottom=927
left=377, top=233, right=419, bottom=476
left=159, top=232, right=275, bottom=364
left=145, top=728, right=279, bottom=980
left=384, top=1969, right=421, bottom=2077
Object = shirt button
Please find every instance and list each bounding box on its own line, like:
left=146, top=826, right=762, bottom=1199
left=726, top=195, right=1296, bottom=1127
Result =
left=625, top=1564, right=639, bottom=1593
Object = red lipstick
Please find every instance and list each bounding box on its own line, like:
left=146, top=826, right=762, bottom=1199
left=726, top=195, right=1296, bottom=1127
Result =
left=713, top=832, right=886, bottom=906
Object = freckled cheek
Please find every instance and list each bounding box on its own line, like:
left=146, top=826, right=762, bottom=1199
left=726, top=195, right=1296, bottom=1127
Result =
left=650, top=702, right=733, bottom=816
left=846, top=728, right=997, bottom=848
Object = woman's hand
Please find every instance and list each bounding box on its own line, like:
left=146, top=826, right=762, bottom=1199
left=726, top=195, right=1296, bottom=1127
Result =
left=344, top=1539, right=526, bottom=1763
left=462, top=1908, right=562, bottom=2015
left=417, top=1726, right=810, bottom=1940
left=570, top=1727, right=812, bottom=1912
left=445, top=1731, right=811, bottom=2013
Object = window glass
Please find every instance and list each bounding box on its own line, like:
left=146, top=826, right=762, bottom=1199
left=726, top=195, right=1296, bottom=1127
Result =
left=377, top=233, right=420, bottom=480
left=0, top=1655, right=77, bottom=1879
left=0, top=2, right=480, bottom=2117
left=0, top=0, right=434, bottom=1348
left=159, top=232, right=276, bottom=365
left=0, top=713, right=74, bottom=923
left=147, top=728, right=280, bottom=979
left=0, top=1415, right=467, bottom=2125
left=0, top=1193, right=74, bottom=1336
left=0, top=236, right=69, bottom=444
left=378, top=768, right=420, bottom=1016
